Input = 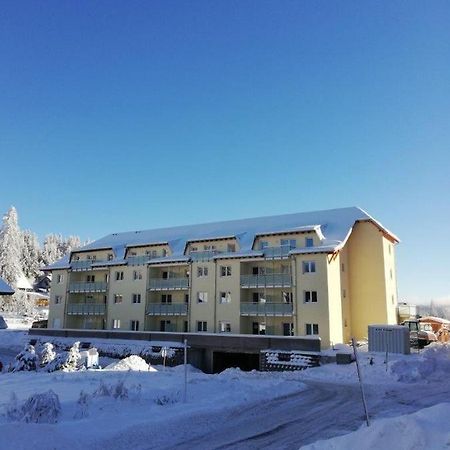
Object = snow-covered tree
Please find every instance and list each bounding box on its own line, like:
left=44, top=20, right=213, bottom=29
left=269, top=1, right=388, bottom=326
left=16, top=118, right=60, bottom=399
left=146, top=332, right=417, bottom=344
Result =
left=0, top=207, right=23, bottom=286
left=9, top=344, right=38, bottom=372
left=21, top=230, right=42, bottom=279
left=41, top=234, right=64, bottom=266
left=61, top=341, right=81, bottom=371
left=40, top=343, right=56, bottom=368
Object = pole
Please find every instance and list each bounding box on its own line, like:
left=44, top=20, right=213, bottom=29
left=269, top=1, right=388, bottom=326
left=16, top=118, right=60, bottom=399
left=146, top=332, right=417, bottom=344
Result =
left=183, top=338, right=187, bottom=403
left=351, top=338, right=370, bottom=427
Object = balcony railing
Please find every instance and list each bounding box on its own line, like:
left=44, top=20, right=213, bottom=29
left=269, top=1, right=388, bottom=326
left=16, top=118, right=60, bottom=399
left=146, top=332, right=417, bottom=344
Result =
left=240, top=302, right=293, bottom=317
left=68, top=282, right=108, bottom=293
left=146, top=303, right=188, bottom=316
left=71, top=260, right=107, bottom=271
left=66, top=303, right=106, bottom=315
left=148, top=278, right=189, bottom=290
left=127, top=255, right=158, bottom=266
left=189, top=250, right=221, bottom=261
left=261, top=245, right=294, bottom=259
left=240, top=273, right=291, bottom=288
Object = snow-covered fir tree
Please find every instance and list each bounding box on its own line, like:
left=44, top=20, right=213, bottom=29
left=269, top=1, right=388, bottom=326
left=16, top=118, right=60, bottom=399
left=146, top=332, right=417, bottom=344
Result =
left=0, top=207, right=23, bottom=286
left=41, top=233, right=64, bottom=266
left=21, top=230, right=42, bottom=279
left=9, top=344, right=38, bottom=372
left=61, top=341, right=81, bottom=372
left=40, top=342, right=56, bottom=368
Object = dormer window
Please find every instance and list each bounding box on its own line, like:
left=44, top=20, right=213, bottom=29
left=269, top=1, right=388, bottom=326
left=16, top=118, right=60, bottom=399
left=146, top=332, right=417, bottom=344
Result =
left=227, top=243, right=236, bottom=253
left=305, top=238, right=314, bottom=248
left=259, top=241, right=269, bottom=249
left=280, top=239, right=296, bottom=248
left=108, top=254, right=113, bottom=261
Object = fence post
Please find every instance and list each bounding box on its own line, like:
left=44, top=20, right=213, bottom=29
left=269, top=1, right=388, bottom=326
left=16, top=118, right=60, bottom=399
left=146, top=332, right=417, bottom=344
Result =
left=351, top=338, right=370, bottom=427
left=183, top=339, right=187, bottom=403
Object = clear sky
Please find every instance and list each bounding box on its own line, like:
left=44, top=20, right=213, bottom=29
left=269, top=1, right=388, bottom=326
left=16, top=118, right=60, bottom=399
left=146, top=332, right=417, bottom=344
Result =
left=1, top=1, right=449, bottom=304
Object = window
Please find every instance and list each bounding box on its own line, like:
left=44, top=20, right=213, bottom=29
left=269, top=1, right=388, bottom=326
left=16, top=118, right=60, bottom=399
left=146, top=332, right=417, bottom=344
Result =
left=130, top=320, right=139, bottom=331
left=115, top=271, right=124, bottom=281
left=161, top=294, right=172, bottom=303
left=305, top=323, right=319, bottom=335
left=227, top=243, right=236, bottom=253
left=56, top=274, right=63, bottom=284
left=160, top=320, right=171, bottom=331
left=281, top=239, right=296, bottom=248
left=197, top=266, right=208, bottom=277
left=162, top=249, right=167, bottom=257
left=220, top=266, right=232, bottom=277
left=283, top=323, right=294, bottom=336
left=133, top=270, right=142, bottom=280
left=197, top=292, right=208, bottom=303
left=114, top=294, right=123, bottom=304
left=132, top=293, right=141, bottom=304
left=184, top=321, right=188, bottom=332
left=151, top=250, right=157, bottom=258
left=108, top=253, right=114, bottom=261
left=86, top=275, right=95, bottom=283
left=305, top=237, right=314, bottom=248
left=302, top=261, right=316, bottom=273
left=197, top=321, right=207, bottom=332
left=220, top=292, right=231, bottom=304
left=252, top=322, right=266, bottom=335
left=259, top=241, right=269, bottom=249
left=219, top=321, right=231, bottom=333
left=130, top=252, right=137, bottom=257
left=191, top=246, right=198, bottom=252
left=282, top=291, right=293, bottom=303
left=112, top=319, right=120, bottom=329
left=55, top=295, right=62, bottom=304
left=304, top=291, right=318, bottom=303
left=341, top=263, right=345, bottom=272
left=204, top=244, right=216, bottom=251
left=343, top=289, right=346, bottom=298
left=184, top=294, right=189, bottom=303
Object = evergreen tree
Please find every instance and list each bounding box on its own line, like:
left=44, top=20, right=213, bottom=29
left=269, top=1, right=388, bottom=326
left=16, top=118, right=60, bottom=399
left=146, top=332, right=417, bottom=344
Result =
left=0, top=207, right=23, bottom=286
left=9, top=344, right=38, bottom=372
left=21, top=230, right=42, bottom=279
left=41, top=234, right=64, bottom=266
left=40, top=342, right=56, bottom=368
left=61, top=341, right=81, bottom=372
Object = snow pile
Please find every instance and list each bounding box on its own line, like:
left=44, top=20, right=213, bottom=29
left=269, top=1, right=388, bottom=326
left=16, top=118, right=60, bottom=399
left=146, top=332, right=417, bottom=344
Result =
left=105, top=355, right=156, bottom=372
left=390, top=343, right=450, bottom=382
left=301, top=402, right=450, bottom=450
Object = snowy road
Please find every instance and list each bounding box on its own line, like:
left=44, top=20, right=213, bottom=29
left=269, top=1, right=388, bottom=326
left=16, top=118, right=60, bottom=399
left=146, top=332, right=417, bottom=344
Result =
left=159, top=379, right=450, bottom=450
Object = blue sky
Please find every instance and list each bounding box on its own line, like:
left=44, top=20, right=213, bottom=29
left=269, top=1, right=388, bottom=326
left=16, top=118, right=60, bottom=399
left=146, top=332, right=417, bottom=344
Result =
left=1, top=1, right=449, bottom=304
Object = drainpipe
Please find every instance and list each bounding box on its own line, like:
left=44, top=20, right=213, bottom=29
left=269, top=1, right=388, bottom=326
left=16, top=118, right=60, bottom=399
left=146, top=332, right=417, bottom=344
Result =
left=293, top=256, right=299, bottom=335
left=213, top=258, right=218, bottom=333
left=188, top=262, right=192, bottom=332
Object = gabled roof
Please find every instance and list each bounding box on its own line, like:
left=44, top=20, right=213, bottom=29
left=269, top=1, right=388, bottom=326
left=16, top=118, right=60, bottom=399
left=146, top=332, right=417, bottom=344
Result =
left=43, top=206, right=399, bottom=270
left=0, top=277, right=14, bottom=295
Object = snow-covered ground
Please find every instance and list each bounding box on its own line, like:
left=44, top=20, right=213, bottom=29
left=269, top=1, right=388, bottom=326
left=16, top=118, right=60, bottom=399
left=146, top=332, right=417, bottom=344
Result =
left=0, top=321, right=450, bottom=450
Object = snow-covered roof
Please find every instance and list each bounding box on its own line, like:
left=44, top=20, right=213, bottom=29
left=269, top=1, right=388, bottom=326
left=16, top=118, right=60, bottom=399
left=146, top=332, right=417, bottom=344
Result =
left=0, top=277, right=14, bottom=295
left=43, top=207, right=399, bottom=270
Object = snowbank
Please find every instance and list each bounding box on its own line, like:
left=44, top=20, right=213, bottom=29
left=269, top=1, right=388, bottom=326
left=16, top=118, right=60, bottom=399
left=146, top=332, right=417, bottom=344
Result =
left=301, top=402, right=450, bottom=450
left=105, top=355, right=156, bottom=372
left=389, top=343, right=450, bottom=382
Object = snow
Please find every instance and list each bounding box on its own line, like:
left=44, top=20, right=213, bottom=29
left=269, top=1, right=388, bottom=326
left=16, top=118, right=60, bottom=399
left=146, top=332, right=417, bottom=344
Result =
left=105, top=355, right=156, bottom=372
left=300, top=403, right=450, bottom=450
left=45, top=207, right=399, bottom=271
left=1, top=330, right=450, bottom=449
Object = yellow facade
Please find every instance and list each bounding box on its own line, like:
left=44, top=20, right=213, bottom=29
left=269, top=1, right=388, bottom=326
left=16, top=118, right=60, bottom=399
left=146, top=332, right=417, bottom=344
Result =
left=47, top=209, right=399, bottom=348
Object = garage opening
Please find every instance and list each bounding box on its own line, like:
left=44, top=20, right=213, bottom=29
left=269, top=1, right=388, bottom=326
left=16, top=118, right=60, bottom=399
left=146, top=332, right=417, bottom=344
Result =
left=212, top=351, right=260, bottom=373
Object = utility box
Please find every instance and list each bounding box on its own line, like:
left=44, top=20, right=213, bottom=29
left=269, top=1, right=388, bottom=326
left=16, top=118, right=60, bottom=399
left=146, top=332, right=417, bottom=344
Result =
left=368, top=325, right=410, bottom=354
left=79, top=348, right=99, bottom=368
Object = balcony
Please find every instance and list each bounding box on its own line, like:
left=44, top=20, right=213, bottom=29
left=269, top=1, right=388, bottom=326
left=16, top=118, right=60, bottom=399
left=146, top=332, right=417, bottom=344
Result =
left=240, top=302, right=293, bottom=317
left=189, top=250, right=221, bottom=261
left=148, top=278, right=189, bottom=291
left=71, top=260, right=107, bottom=271
left=68, top=282, right=108, bottom=293
left=146, top=303, right=188, bottom=316
left=127, top=255, right=156, bottom=266
left=261, top=245, right=294, bottom=259
left=240, top=273, right=291, bottom=288
left=66, top=303, right=106, bottom=315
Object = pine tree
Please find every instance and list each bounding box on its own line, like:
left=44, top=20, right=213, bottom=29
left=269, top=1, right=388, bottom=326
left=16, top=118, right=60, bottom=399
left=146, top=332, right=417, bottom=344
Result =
left=61, top=341, right=81, bottom=372
left=40, top=343, right=56, bottom=368
left=0, top=207, right=23, bottom=286
left=41, top=234, right=64, bottom=266
left=21, top=230, right=42, bottom=279
left=9, top=344, right=38, bottom=372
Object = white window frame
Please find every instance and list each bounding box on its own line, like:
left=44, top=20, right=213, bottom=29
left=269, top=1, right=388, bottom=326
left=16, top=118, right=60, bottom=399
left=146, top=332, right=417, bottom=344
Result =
left=112, top=319, right=121, bottom=329
left=132, top=293, right=141, bottom=304
left=305, top=237, right=314, bottom=248
left=220, top=291, right=231, bottom=304
left=302, top=261, right=316, bottom=273
left=197, top=266, right=208, bottom=277
left=114, top=294, right=123, bottom=304
left=56, top=274, right=63, bottom=284
left=54, top=295, right=62, bottom=304
left=219, top=321, right=231, bottom=333
left=130, top=320, right=139, bottom=331
left=115, top=271, right=124, bottom=281
left=197, top=321, right=207, bottom=332
left=197, top=292, right=208, bottom=303
left=133, top=270, right=142, bottom=280
left=220, top=266, right=232, bottom=277
left=304, top=291, right=318, bottom=303
left=305, top=323, right=319, bottom=335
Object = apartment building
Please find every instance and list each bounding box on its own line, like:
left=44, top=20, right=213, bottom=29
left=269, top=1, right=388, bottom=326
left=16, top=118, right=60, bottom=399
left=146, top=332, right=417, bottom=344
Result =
left=46, top=207, right=399, bottom=347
